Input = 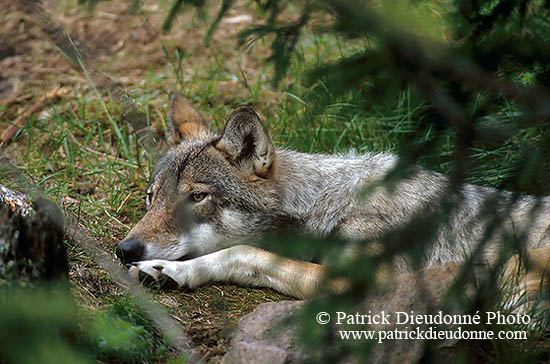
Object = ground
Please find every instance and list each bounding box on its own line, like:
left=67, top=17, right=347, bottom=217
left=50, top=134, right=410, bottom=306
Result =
left=3, top=0, right=547, bottom=362
left=0, top=0, right=297, bottom=361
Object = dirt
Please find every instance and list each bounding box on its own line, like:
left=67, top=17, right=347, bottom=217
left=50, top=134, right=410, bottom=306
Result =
left=0, top=0, right=289, bottom=362
left=0, top=0, right=277, bottom=115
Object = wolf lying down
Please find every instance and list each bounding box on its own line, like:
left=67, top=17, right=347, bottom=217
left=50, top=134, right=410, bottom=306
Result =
left=117, top=95, right=550, bottom=299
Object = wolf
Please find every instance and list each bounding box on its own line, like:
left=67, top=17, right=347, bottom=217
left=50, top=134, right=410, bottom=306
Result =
left=117, top=95, right=550, bottom=299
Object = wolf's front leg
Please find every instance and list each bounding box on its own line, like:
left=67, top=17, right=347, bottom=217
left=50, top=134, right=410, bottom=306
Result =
left=128, top=245, right=337, bottom=299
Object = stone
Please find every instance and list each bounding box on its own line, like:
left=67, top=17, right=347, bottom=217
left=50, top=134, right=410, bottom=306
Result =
left=222, top=263, right=472, bottom=364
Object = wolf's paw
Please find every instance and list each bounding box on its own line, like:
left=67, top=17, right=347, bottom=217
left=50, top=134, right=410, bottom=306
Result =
left=128, top=259, right=205, bottom=290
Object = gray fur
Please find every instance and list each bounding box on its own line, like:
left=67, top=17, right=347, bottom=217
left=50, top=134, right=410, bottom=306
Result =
left=118, top=96, right=550, bottom=297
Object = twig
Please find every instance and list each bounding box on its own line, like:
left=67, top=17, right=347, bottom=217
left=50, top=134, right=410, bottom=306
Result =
left=1, top=87, right=70, bottom=146
left=16, top=0, right=142, bottom=120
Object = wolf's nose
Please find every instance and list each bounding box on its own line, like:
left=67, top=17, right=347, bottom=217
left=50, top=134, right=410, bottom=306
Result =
left=116, top=239, right=144, bottom=264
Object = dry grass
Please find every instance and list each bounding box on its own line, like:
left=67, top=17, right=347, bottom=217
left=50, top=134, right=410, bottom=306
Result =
left=2, top=0, right=539, bottom=362
left=0, top=0, right=294, bottom=361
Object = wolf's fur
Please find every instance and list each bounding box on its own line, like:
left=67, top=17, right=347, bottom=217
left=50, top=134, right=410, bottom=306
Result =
left=118, top=95, right=550, bottom=299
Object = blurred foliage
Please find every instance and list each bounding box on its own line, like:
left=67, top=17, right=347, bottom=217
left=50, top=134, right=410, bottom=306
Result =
left=152, top=0, right=550, bottom=362
left=141, top=0, right=550, bottom=193
left=0, top=284, right=164, bottom=364
left=12, top=0, right=550, bottom=362
left=0, top=285, right=90, bottom=364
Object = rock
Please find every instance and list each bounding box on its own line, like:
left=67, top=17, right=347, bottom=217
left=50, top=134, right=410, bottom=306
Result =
left=221, top=301, right=306, bottom=364
left=223, top=263, right=472, bottom=364
left=0, top=188, right=68, bottom=284
left=359, top=264, right=468, bottom=363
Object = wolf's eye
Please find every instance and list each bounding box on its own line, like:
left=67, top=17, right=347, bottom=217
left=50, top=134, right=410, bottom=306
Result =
left=191, top=192, right=207, bottom=202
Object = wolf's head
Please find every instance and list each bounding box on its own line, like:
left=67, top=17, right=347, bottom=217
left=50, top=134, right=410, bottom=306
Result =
left=116, top=95, right=283, bottom=264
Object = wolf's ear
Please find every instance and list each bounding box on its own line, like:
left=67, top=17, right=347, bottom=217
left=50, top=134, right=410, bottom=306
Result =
left=215, top=106, right=275, bottom=179
left=169, top=94, right=211, bottom=144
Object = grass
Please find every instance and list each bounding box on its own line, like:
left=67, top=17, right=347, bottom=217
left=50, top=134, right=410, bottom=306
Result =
left=1, top=0, right=550, bottom=362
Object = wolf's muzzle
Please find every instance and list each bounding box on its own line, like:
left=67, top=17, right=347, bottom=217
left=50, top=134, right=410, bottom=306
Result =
left=116, top=239, right=144, bottom=264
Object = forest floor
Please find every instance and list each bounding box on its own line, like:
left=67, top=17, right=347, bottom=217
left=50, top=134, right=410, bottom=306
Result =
left=0, top=0, right=299, bottom=361
left=4, top=0, right=546, bottom=362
